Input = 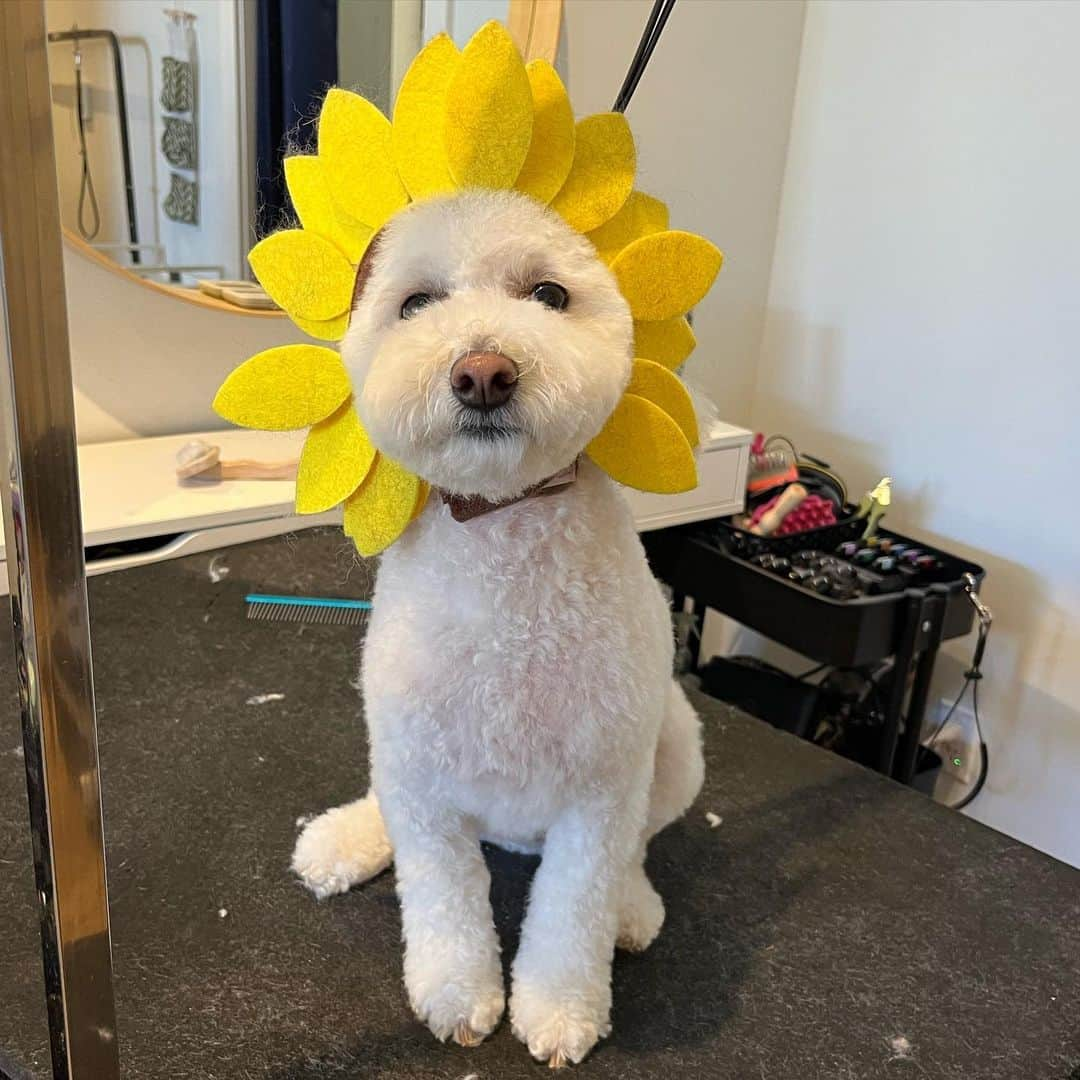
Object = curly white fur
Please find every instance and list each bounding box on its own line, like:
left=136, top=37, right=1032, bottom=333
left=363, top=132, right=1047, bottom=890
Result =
left=291, top=191, right=705, bottom=1067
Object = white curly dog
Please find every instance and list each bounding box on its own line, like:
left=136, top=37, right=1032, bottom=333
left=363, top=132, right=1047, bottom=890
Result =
left=292, top=189, right=704, bottom=1068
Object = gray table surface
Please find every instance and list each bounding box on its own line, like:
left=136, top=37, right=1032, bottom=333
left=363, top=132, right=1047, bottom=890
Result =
left=1, top=528, right=1078, bottom=1079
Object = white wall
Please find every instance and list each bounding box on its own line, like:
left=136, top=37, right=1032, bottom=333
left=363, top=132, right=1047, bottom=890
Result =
left=422, top=0, right=807, bottom=422
left=423, top=0, right=508, bottom=44
left=755, top=1, right=1080, bottom=865
left=564, top=0, right=806, bottom=423
left=46, top=0, right=245, bottom=280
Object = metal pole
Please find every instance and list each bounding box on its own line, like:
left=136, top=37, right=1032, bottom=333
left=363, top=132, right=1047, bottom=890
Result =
left=0, top=3, right=121, bottom=1078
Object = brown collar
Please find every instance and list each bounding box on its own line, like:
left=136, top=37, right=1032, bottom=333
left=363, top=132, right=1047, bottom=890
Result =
left=439, top=460, right=579, bottom=523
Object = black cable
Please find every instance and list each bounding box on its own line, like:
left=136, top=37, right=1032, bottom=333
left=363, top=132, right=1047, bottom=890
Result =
left=74, top=57, right=101, bottom=242
left=924, top=675, right=989, bottom=810
left=613, top=0, right=677, bottom=113
left=925, top=674, right=973, bottom=749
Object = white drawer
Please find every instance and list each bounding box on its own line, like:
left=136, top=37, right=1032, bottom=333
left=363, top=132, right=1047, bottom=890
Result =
left=630, top=423, right=752, bottom=532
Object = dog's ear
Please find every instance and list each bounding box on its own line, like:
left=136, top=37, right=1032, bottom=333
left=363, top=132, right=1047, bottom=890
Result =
left=350, top=228, right=386, bottom=316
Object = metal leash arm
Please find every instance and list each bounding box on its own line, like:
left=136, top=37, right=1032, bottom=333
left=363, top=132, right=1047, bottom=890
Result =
left=47, top=26, right=140, bottom=264
left=0, top=2, right=120, bottom=1077
left=73, top=45, right=102, bottom=242
left=613, top=0, right=677, bottom=113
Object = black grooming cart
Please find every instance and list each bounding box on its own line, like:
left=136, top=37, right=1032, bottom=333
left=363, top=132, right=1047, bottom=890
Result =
left=643, top=517, right=986, bottom=784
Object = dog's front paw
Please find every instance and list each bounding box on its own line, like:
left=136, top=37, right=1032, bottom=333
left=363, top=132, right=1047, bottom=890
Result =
left=510, top=983, right=610, bottom=1068
left=291, top=796, right=393, bottom=899
left=408, top=967, right=505, bottom=1047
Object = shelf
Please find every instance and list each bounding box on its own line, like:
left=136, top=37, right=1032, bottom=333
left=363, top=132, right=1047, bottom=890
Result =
left=0, top=421, right=751, bottom=591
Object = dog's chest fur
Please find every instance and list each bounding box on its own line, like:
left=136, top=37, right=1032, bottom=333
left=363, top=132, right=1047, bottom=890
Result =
left=361, top=462, right=672, bottom=826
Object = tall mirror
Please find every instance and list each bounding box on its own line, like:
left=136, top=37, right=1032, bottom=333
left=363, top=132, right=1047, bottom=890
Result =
left=44, top=0, right=414, bottom=287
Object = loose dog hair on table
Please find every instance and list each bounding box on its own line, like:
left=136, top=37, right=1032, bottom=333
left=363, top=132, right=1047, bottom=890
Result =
left=213, top=19, right=723, bottom=1069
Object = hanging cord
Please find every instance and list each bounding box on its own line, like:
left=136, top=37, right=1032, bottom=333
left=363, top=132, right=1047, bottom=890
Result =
left=613, top=0, right=678, bottom=113
left=73, top=44, right=101, bottom=242
left=926, top=573, right=992, bottom=809
left=952, top=681, right=988, bottom=810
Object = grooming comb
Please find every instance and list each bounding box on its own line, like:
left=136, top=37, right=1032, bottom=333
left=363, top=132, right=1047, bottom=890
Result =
left=244, top=594, right=372, bottom=625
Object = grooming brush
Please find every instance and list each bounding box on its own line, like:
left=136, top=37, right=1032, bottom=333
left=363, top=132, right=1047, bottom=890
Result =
left=750, top=490, right=837, bottom=536
left=747, top=433, right=799, bottom=495
left=176, top=439, right=298, bottom=482
left=245, top=594, right=372, bottom=625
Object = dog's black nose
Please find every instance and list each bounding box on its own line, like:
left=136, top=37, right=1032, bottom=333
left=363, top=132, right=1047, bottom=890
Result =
left=450, top=351, right=518, bottom=410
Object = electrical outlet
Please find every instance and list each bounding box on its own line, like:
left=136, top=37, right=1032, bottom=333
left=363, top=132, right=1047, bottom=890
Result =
left=923, top=697, right=980, bottom=786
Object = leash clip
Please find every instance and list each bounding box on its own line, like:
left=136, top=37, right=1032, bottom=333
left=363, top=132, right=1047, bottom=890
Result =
left=962, top=572, right=992, bottom=680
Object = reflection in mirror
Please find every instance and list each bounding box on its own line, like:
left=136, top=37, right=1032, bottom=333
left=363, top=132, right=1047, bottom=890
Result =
left=44, top=0, right=407, bottom=289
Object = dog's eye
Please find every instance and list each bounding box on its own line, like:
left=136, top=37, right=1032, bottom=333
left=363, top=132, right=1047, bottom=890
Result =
left=400, top=293, right=435, bottom=320
left=530, top=281, right=569, bottom=311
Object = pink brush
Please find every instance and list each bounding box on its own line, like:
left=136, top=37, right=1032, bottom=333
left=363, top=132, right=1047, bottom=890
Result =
left=750, top=487, right=837, bottom=537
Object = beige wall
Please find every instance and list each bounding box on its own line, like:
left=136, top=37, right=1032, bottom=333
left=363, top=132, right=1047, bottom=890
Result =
left=564, top=0, right=806, bottom=423
left=754, top=0, right=1080, bottom=865
left=340, top=0, right=394, bottom=112
left=64, top=246, right=305, bottom=443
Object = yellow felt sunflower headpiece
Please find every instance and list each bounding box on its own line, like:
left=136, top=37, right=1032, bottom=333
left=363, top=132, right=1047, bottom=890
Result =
left=214, top=21, right=723, bottom=556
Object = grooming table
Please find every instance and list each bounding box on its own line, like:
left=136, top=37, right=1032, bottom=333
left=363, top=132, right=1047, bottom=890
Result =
left=1, top=529, right=1077, bottom=1079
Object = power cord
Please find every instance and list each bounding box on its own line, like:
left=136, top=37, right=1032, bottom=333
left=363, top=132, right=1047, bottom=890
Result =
left=925, top=673, right=974, bottom=749
left=926, top=574, right=992, bottom=809
left=952, top=681, right=988, bottom=810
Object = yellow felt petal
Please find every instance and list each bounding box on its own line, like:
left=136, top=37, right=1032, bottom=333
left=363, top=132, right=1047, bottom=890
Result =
left=549, top=113, right=636, bottom=233
left=586, top=191, right=669, bottom=264
left=283, top=155, right=374, bottom=263
left=318, top=89, right=409, bottom=231
left=291, top=311, right=350, bottom=343
left=213, top=345, right=350, bottom=430
left=392, top=34, right=459, bottom=200
left=611, top=230, right=724, bottom=322
left=514, top=60, right=575, bottom=203
left=445, top=22, right=533, bottom=189
left=628, top=358, right=699, bottom=447
left=248, top=230, right=354, bottom=321
left=343, top=454, right=424, bottom=556
left=633, top=316, right=697, bottom=370
left=295, top=402, right=377, bottom=514
left=410, top=480, right=431, bottom=523
left=586, top=392, right=697, bottom=494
